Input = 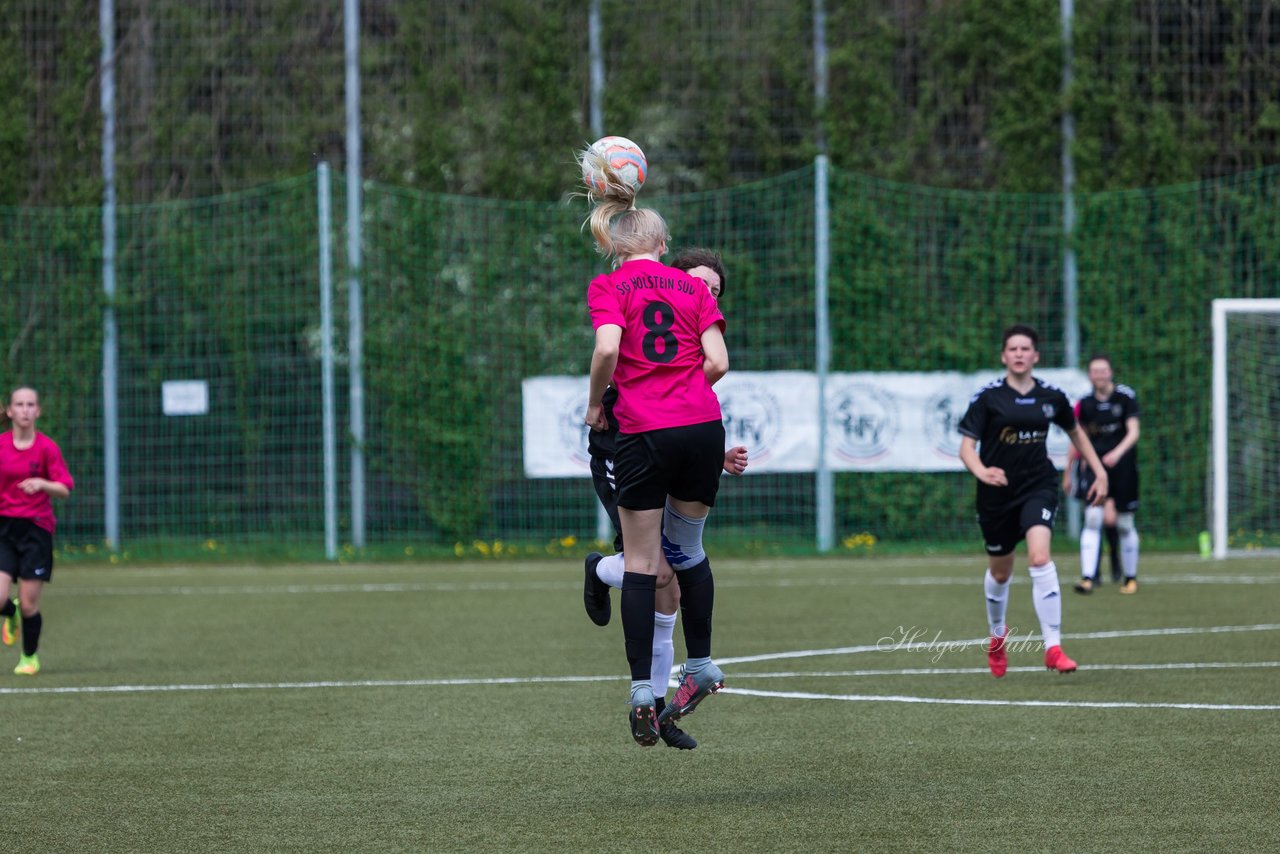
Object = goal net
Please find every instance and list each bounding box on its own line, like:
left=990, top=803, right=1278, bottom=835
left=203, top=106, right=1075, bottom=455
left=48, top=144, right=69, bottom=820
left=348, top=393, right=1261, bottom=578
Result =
left=1212, top=299, right=1280, bottom=557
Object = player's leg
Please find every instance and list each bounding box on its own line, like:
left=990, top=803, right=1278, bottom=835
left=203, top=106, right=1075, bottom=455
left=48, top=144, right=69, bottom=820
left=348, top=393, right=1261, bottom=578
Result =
left=652, top=581, right=696, bottom=749
left=612, top=430, right=672, bottom=746
left=659, top=495, right=723, bottom=721
left=583, top=552, right=612, bottom=626
left=1102, top=499, right=1121, bottom=583
left=592, top=552, right=624, bottom=587
left=0, top=524, right=18, bottom=647
left=1117, top=512, right=1139, bottom=592
left=1114, top=461, right=1140, bottom=593
left=652, top=582, right=678, bottom=700
left=1075, top=504, right=1104, bottom=593
left=657, top=422, right=726, bottom=726
left=15, top=578, right=44, bottom=674
left=616, top=506, right=664, bottom=744
left=1021, top=499, right=1076, bottom=674
left=13, top=523, right=51, bottom=675
left=583, top=453, right=622, bottom=626
left=977, top=511, right=1017, bottom=677
left=984, top=552, right=1016, bottom=678
left=595, top=549, right=677, bottom=590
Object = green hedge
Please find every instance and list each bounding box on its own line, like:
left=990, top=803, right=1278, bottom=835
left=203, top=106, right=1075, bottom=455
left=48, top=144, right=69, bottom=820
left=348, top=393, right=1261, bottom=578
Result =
left=1, top=165, right=1277, bottom=553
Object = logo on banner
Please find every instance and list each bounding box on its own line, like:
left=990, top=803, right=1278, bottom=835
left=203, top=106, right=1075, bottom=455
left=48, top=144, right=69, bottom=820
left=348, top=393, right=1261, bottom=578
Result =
left=830, top=383, right=899, bottom=463
left=924, top=391, right=967, bottom=459
left=557, top=390, right=593, bottom=469
left=1046, top=423, right=1071, bottom=460
left=719, top=381, right=782, bottom=463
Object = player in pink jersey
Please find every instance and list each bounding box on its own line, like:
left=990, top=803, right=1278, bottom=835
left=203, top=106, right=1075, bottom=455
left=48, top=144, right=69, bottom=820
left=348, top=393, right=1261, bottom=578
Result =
left=0, top=387, right=74, bottom=676
left=579, top=155, right=730, bottom=747
left=583, top=247, right=748, bottom=750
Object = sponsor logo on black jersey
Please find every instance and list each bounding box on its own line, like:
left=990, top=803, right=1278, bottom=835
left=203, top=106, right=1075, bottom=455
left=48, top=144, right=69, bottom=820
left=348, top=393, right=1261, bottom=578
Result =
left=998, top=426, right=1048, bottom=445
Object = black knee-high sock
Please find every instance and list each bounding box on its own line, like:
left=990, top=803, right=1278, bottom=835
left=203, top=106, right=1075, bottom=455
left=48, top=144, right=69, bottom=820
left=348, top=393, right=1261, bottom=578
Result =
left=1104, top=525, right=1121, bottom=579
left=0, top=599, right=14, bottom=618
left=22, top=611, right=41, bottom=657
left=675, top=559, right=714, bottom=659
left=620, top=573, right=657, bottom=683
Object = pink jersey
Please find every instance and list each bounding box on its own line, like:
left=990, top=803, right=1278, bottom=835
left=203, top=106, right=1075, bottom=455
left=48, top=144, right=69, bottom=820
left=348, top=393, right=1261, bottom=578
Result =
left=0, top=431, right=74, bottom=533
left=588, top=258, right=726, bottom=433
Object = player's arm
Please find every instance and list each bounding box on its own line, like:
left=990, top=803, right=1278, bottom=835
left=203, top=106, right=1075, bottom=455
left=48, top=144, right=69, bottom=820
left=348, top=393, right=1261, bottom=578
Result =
left=701, top=324, right=728, bottom=386
left=19, top=447, right=74, bottom=498
left=19, top=478, right=70, bottom=499
left=1061, top=445, right=1078, bottom=493
left=1067, top=425, right=1109, bottom=505
left=1102, top=416, right=1140, bottom=467
left=1062, top=399, right=1082, bottom=491
left=586, top=324, right=622, bottom=431
left=959, top=435, right=1006, bottom=487
left=723, top=445, right=748, bottom=476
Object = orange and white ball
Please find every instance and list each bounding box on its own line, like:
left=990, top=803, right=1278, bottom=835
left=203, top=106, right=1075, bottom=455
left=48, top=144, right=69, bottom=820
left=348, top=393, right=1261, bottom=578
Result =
left=581, top=135, right=647, bottom=196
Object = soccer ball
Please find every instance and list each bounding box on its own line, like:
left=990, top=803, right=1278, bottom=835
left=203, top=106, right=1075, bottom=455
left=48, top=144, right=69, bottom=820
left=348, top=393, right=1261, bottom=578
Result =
left=581, top=135, right=647, bottom=196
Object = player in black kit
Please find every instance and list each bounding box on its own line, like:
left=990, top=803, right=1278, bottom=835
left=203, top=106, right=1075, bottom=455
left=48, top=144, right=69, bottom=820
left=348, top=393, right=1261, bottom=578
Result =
left=1064, top=354, right=1141, bottom=594
left=958, top=325, right=1109, bottom=678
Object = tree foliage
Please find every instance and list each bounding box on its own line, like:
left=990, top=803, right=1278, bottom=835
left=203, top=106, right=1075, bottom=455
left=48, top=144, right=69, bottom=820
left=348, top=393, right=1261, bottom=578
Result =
left=3, top=0, right=1279, bottom=205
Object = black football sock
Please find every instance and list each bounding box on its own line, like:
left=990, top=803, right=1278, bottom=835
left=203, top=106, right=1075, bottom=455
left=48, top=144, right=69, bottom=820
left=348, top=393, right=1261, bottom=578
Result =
left=620, top=573, right=657, bottom=683
left=1105, top=525, right=1121, bottom=579
left=675, top=558, right=714, bottom=659
left=0, top=599, right=14, bottom=618
left=22, top=611, right=41, bottom=657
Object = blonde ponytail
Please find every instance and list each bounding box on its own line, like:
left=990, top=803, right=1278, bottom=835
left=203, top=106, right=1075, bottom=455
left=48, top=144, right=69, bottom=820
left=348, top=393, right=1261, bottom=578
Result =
left=578, top=144, right=669, bottom=264
left=587, top=196, right=632, bottom=259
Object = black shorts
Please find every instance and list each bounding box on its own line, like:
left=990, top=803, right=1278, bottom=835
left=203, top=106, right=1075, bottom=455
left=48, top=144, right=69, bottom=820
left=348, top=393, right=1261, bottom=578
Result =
left=588, top=448, right=624, bottom=552
left=977, top=489, right=1059, bottom=557
left=614, top=420, right=725, bottom=512
left=0, top=517, right=55, bottom=582
left=1073, top=454, right=1139, bottom=513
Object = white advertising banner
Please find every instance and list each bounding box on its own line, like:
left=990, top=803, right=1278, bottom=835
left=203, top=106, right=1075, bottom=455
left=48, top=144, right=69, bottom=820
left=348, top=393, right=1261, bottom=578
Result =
left=521, top=376, right=596, bottom=478
left=822, top=369, right=1090, bottom=471
left=522, top=369, right=1089, bottom=478
left=520, top=371, right=819, bottom=478
left=714, top=371, right=820, bottom=473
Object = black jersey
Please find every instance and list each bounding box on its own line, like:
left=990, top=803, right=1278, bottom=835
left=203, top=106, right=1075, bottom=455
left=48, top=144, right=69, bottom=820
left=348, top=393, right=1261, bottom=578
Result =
left=958, top=377, right=1077, bottom=510
left=1075, top=384, right=1139, bottom=457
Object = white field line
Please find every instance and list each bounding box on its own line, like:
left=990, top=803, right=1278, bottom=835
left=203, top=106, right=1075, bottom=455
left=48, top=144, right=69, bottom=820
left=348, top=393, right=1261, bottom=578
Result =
left=729, top=660, right=1280, bottom=678
left=52, top=572, right=1280, bottom=597
left=720, top=686, right=1280, bottom=712
left=1, top=659, right=1276, bottom=702
left=716, top=622, right=1280, bottom=665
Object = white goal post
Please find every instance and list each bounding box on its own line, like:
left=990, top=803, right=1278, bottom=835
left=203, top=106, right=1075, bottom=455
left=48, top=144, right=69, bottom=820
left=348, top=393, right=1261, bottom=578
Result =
left=1211, top=298, right=1280, bottom=558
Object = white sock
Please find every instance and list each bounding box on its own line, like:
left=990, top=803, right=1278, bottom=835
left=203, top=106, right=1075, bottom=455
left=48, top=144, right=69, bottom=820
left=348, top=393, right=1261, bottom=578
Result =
left=595, top=552, right=625, bottom=590
left=1121, top=529, right=1139, bottom=579
left=1029, top=562, right=1062, bottom=648
left=651, top=611, right=677, bottom=699
left=1079, top=528, right=1101, bottom=580
left=1080, top=505, right=1103, bottom=579
left=983, top=570, right=1010, bottom=638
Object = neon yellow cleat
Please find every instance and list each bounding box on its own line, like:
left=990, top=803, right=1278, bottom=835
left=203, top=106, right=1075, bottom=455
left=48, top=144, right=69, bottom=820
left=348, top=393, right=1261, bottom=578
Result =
left=1, top=601, right=17, bottom=647
left=13, top=653, right=39, bottom=676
